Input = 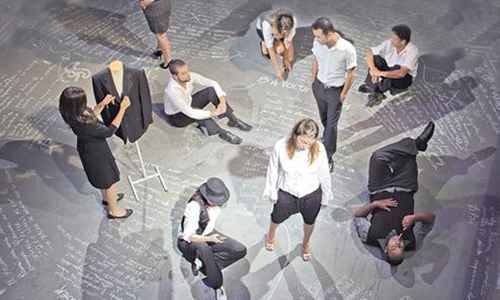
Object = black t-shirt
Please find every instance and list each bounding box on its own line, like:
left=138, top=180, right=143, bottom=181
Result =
left=366, top=191, right=416, bottom=250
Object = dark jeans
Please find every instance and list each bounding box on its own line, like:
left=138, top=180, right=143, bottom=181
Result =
left=177, top=233, right=247, bottom=289
left=366, top=55, right=413, bottom=93
left=312, top=79, right=343, bottom=160
left=167, top=87, right=237, bottom=136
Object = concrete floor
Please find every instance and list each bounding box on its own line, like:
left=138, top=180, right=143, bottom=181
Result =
left=0, top=0, right=499, bottom=299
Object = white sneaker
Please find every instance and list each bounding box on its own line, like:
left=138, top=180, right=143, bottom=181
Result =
left=214, top=286, right=227, bottom=300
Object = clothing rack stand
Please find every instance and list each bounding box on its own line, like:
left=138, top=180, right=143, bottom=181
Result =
left=127, top=141, right=167, bottom=201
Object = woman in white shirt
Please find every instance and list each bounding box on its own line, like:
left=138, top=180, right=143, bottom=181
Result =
left=263, top=119, right=333, bottom=261
left=256, top=9, right=297, bottom=80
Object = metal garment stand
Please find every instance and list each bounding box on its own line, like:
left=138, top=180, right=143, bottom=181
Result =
left=127, top=141, right=167, bottom=201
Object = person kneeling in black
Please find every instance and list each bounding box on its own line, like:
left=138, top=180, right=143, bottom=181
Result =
left=177, top=178, right=247, bottom=300
left=353, top=121, right=435, bottom=266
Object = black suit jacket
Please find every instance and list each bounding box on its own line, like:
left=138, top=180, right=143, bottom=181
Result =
left=92, top=66, right=153, bottom=143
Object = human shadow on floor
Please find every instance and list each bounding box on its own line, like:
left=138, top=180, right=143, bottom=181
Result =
left=227, top=144, right=268, bottom=178
left=193, top=0, right=271, bottom=55
left=0, top=139, right=94, bottom=210
left=340, top=75, right=478, bottom=154
left=81, top=216, right=172, bottom=299
left=46, top=0, right=147, bottom=58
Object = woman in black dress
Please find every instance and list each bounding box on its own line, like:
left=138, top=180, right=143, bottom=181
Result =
left=139, top=0, right=173, bottom=68
left=59, top=87, right=133, bottom=219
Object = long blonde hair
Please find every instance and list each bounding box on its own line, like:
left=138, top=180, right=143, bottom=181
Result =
left=286, top=118, right=320, bottom=165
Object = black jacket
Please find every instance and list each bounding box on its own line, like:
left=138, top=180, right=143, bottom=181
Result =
left=92, top=66, right=153, bottom=143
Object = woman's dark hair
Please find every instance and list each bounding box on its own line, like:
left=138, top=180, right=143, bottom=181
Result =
left=59, top=86, right=97, bottom=126
left=392, top=24, right=411, bottom=43
left=275, top=12, right=294, bottom=34
left=311, top=17, right=335, bottom=34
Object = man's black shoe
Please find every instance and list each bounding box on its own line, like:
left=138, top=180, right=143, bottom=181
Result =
left=228, top=119, right=253, bottom=131
left=152, top=49, right=163, bottom=58
left=366, top=92, right=387, bottom=107
left=390, top=88, right=409, bottom=96
left=358, top=84, right=374, bottom=93
left=219, top=130, right=242, bottom=144
left=415, top=121, right=435, bottom=151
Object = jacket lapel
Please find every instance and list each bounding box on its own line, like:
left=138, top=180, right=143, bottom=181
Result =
left=104, top=68, right=121, bottom=101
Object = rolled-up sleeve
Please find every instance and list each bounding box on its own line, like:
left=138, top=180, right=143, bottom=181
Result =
left=317, top=143, right=333, bottom=206
left=180, top=202, right=201, bottom=243
left=346, top=43, right=357, bottom=70
left=263, top=142, right=280, bottom=202
left=353, top=217, right=371, bottom=242
left=190, top=72, right=226, bottom=98
left=370, top=40, right=389, bottom=57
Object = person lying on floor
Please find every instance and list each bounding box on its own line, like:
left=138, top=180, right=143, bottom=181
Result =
left=353, top=122, right=435, bottom=265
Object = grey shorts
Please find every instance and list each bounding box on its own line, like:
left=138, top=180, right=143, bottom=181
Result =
left=143, top=0, right=171, bottom=34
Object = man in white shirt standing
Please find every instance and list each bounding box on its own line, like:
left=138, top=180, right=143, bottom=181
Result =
left=177, top=178, right=247, bottom=300
left=311, top=17, right=357, bottom=171
left=358, top=24, right=419, bottom=107
left=164, top=59, right=252, bottom=144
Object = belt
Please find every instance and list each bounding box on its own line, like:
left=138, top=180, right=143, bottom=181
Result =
left=316, top=79, right=343, bottom=89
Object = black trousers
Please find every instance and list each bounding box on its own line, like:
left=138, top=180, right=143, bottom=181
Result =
left=312, top=79, right=343, bottom=160
left=368, top=138, right=419, bottom=193
left=365, top=55, right=413, bottom=93
left=177, top=233, right=247, bottom=289
left=167, top=87, right=237, bottom=136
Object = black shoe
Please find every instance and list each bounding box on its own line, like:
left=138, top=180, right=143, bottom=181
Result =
left=390, top=88, right=409, bottom=96
left=152, top=49, right=163, bottom=59
left=329, top=159, right=335, bottom=173
left=228, top=119, right=253, bottom=131
left=160, top=60, right=171, bottom=69
left=358, top=84, right=374, bottom=93
left=219, top=130, right=242, bottom=144
left=107, top=208, right=133, bottom=219
left=102, top=193, right=124, bottom=206
left=366, top=93, right=387, bottom=107
left=415, top=121, right=435, bottom=151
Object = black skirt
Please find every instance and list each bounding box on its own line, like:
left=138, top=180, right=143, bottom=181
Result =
left=143, top=0, right=172, bottom=34
left=77, top=140, right=120, bottom=189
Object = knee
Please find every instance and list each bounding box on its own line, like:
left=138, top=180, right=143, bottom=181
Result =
left=233, top=244, right=247, bottom=259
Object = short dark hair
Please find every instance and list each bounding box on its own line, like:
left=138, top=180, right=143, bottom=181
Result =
left=392, top=24, right=411, bottom=43
left=168, top=59, right=187, bottom=75
left=311, top=17, right=335, bottom=34
left=386, top=252, right=404, bottom=266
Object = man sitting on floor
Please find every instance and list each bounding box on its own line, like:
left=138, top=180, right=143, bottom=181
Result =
left=359, top=24, right=419, bottom=107
left=353, top=122, right=435, bottom=265
left=164, top=59, right=252, bottom=144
